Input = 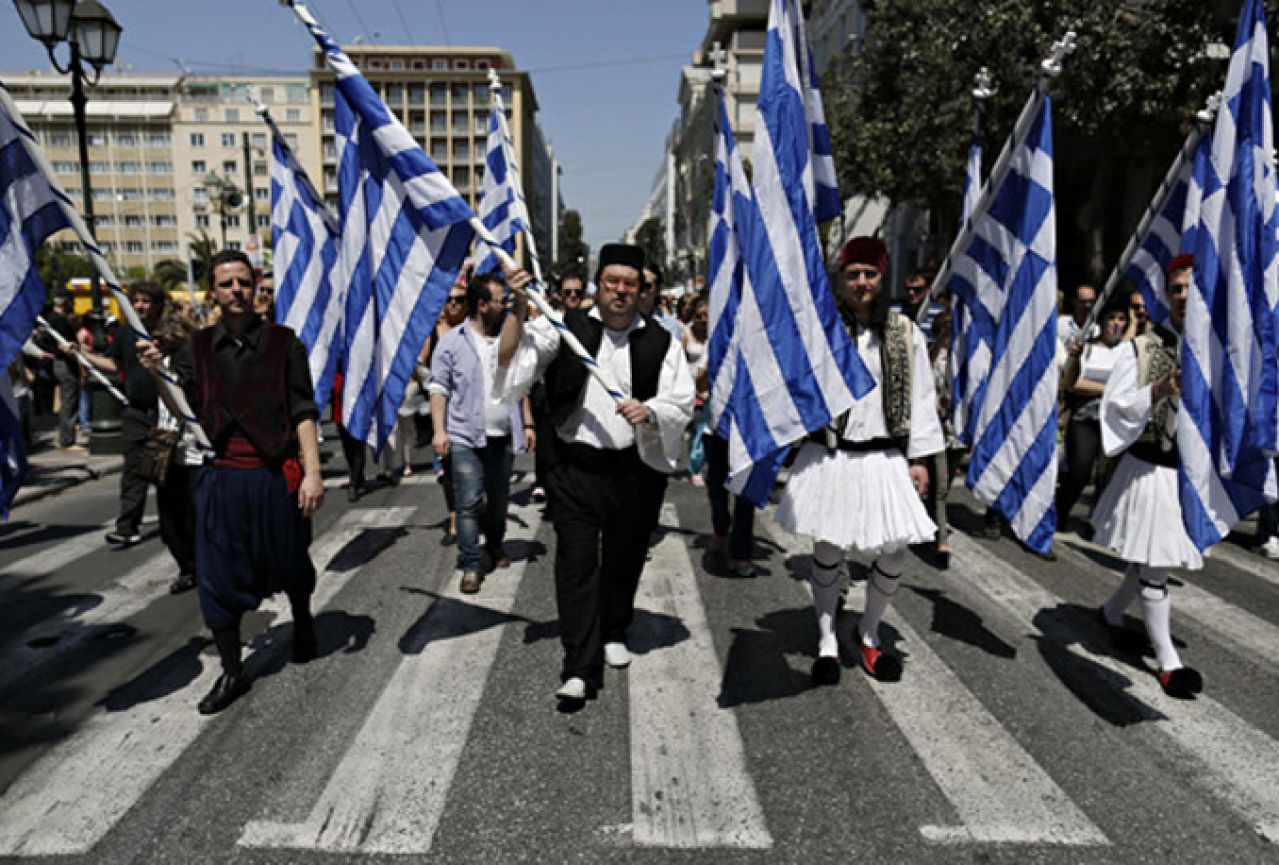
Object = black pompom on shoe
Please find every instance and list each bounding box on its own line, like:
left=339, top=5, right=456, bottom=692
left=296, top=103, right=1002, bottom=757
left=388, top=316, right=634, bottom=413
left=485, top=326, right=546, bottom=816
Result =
left=1158, top=666, right=1204, bottom=699
left=811, top=655, right=841, bottom=686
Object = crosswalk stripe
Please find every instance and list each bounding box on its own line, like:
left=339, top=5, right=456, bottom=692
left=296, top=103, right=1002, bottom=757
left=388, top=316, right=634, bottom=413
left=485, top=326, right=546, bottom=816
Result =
left=0, top=506, right=417, bottom=857
left=629, top=503, right=772, bottom=849
left=238, top=498, right=542, bottom=855
left=948, top=532, right=1279, bottom=844
left=1203, top=541, right=1279, bottom=590
left=1055, top=536, right=1279, bottom=681
left=0, top=517, right=156, bottom=583
left=759, top=510, right=1107, bottom=846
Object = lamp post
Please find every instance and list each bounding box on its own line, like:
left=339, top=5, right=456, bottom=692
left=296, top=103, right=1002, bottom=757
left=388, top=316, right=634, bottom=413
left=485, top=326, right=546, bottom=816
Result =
left=14, top=0, right=124, bottom=454
left=202, top=172, right=242, bottom=250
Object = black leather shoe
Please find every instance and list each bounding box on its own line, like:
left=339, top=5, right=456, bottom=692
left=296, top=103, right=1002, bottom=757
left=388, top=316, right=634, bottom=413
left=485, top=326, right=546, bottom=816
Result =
left=347, top=483, right=361, bottom=503
left=811, top=656, right=841, bottom=686
left=169, top=572, right=197, bottom=595
left=292, top=624, right=318, bottom=664
left=197, top=672, right=250, bottom=715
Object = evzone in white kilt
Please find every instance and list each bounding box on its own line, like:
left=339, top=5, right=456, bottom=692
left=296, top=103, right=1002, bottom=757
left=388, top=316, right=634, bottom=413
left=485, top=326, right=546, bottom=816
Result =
left=777, top=299, right=943, bottom=684
left=1090, top=317, right=1205, bottom=698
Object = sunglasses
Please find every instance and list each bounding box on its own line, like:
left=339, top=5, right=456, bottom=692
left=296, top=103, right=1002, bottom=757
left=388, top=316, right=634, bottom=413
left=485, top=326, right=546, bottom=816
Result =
left=562, top=288, right=584, bottom=298
left=215, top=277, right=253, bottom=289
left=445, top=295, right=465, bottom=304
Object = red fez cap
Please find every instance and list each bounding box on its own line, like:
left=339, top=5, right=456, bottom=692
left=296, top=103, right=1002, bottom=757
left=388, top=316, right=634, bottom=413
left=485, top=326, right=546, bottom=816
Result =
left=839, top=236, right=888, bottom=273
left=1167, top=253, right=1194, bottom=275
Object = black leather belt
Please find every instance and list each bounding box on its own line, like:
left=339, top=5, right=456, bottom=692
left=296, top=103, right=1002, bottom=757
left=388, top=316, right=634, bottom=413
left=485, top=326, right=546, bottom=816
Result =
left=1127, top=440, right=1178, bottom=469
left=806, top=433, right=901, bottom=454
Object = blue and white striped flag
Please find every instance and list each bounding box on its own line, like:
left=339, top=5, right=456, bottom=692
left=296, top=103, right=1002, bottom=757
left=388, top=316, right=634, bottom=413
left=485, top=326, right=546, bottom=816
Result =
left=0, top=84, right=74, bottom=515
left=1122, top=153, right=1197, bottom=329
left=266, top=108, right=342, bottom=415
left=949, top=109, right=991, bottom=445
left=475, top=100, right=531, bottom=276
left=293, top=3, right=475, bottom=452
left=1178, top=0, right=1279, bottom=550
left=706, top=88, right=747, bottom=439
left=721, top=0, right=874, bottom=505
left=951, top=95, right=1060, bottom=554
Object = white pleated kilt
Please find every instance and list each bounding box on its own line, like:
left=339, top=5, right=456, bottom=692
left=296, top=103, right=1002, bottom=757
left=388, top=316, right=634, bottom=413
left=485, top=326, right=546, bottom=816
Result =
left=775, top=442, right=937, bottom=554
left=1090, top=453, right=1203, bottom=570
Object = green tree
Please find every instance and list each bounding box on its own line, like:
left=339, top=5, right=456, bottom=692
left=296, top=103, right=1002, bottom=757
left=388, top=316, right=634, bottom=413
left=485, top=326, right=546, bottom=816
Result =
left=554, top=209, right=590, bottom=279
left=825, top=0, right=1266, bottom=281
left=34, top=245, right=95, bottom=298
left=633, top=216, right=666, bottom=274
left=153, top=259, right=189, bottom=292
left=187, top=230, right=218, bottom=287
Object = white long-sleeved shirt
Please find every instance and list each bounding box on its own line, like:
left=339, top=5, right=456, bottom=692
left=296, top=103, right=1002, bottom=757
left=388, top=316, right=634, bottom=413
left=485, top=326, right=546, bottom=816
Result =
left=496, top=308, right=694, bottom=473
left=1099, top=342, right=1176, bottom=459
left=839, top=322, right=944, bottom=460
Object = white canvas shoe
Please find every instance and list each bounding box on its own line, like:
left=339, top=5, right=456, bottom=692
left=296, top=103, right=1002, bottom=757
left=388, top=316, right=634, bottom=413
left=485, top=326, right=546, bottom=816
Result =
left=604, top=642, right=631, bottom=669
left=555, top=677, right=587, bottom=700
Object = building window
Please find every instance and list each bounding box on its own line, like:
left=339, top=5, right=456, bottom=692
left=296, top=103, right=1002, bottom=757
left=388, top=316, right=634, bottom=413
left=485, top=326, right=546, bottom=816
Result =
left=412, top=60, right=425, bottom=70
left=222, top=160, right=238, bottom=175
left=221, top=132, right=236, bottom=148
left=87, top=132, right=106, bottom=146
left=284, top=133, right=298, bottom=149
left=124, top=215, right=142, bottom=227
left=476, top=59, right=490, bottom=71
left=431, top=140, right=447, bottom=161
left=148, top=161, right=172, bottom=174
left=452, top=140, right=469, bottom=160
left=286, top=108, right=302, bottom=123
left=190, top=132, right=205, bottom=147
left=225, top=108, right=240, bottom=123
left=323, top=140, right=336, bottom=159
left=369, top=59, right=383, bottom=70
left=194, top=108, right=209, bottom=121
left=322, top=112, right=335, bottom=132
left=152, top=215, right=176, bottom=227
left=91, top=188, right=109, bottom=201
left=125, top=241, right=144, bottom=254
left=152, top=241, right=177, bottom=253
left=118, top=161, right=141, bottom=174
left=454, top=59, right=470, bottom=70
left=192, top=159, right=207, bottom=174
left=117, top=188, right=141, bottom=201
left=254, top=161, right=268, bottom=177
left=149, top=133, right=169, bottom=147
left=390, top=59, right=404, bottom=71
left=432, top=59, right=447, bottom=70
left=320, top=82, right=334, bottom=105
left=255, top=187, right=269, bottom=202
left=116, top=133, right=136, bottom=146
left=258, top=87, right=274, bottom=103
left=48, top=133, right=72, bottom=148
left=53, top=160, right=78, bottom=174
left=89, top=161, right=109, bottom=172
left=228, top=241, right=241, bottom=251
left=385, top=83, right=403, bottom=104
left=148, top=189, right=175, bottom=202
left=257, top=214, right=269, bottom=229
left=251, top=132, right=266, bottom=149
left=430, top=83, right=447, bottom=106
left=196, top=214, right=210, bottom=228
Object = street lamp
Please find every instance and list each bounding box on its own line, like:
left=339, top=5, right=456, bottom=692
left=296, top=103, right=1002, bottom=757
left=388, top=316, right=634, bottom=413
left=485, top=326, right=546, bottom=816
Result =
left=14, top=0, right=124, bottom=454
left=202, top=172, right=243, bottom=249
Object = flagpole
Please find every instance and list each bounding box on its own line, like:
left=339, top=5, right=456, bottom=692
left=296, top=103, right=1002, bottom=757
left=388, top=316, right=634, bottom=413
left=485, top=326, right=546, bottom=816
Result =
left=1081, top=92, right=1222, bottom=336
left=34, top=316, right=129, bottom=405
left=0, top=83, right=212, bottom=450
left=927, top=32, right=1076, bottom=310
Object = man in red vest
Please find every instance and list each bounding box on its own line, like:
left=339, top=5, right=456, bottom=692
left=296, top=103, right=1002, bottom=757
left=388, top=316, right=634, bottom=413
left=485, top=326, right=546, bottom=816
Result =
left=140, top=249, right=325, bottom=714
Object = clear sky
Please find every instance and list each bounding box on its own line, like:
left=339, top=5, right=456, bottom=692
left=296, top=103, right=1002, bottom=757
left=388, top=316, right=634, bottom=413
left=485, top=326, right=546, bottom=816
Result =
left=0, top=0, right=709, bottom=251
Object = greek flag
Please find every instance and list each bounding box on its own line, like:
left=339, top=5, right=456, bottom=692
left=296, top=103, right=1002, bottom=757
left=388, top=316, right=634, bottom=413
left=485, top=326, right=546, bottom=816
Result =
left=0, top=85, right=74, bottom=515
left=719, top=0, right=873, bottom=506
left=295, top=3, right=475, bottom=452
left=949, top=113, right=991, bottom=445
left=705, top=89, right=746, bottom=438
left=475, top=99, right=531, bottom=276
left=266, top=107, right=342, bottom=415
left=952, top=95, right=1060, bottom=554
left=1178, top=0, right=1279, bottom=550
left=1121, top=153, right=1197, bottom=329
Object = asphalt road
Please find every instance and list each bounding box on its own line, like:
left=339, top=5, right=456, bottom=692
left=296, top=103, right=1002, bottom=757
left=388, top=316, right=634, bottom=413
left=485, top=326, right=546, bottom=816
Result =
left=2, top=437, right=1279, bottom=864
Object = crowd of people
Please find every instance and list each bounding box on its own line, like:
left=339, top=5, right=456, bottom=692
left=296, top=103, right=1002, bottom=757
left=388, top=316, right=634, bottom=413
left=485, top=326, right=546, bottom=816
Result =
left=18, top=235, right=1267, bottom=714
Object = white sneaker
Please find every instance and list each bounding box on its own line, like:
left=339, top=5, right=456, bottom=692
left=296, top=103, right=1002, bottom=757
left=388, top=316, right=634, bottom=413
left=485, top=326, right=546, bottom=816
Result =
left=1262, top=536, right=1279, bottom=560
left=604, top=642, right=631, bottom=668
left=555, top=677, right=587, bottom=700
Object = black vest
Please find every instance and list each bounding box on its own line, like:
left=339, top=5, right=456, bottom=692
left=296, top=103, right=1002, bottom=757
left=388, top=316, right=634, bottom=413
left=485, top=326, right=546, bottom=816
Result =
left=192, top=324, right=297, bottom=461
left=544, top=310, right=671, bottom=429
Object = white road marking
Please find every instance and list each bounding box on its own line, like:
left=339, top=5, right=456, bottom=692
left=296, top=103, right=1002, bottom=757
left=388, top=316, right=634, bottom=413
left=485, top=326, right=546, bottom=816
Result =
left=629, top=503, right=772, bottom=849
left=1056, top=537, right=1279, bottom=680
left=0, top=506, right=416, bottom=857
left=0, top=518, right=133, bottom=582
left=238, top=499, right=541, bottom=855
left=950, top=532, right=1279, bottom=844
left=761, top=512, right=1106, bottom=846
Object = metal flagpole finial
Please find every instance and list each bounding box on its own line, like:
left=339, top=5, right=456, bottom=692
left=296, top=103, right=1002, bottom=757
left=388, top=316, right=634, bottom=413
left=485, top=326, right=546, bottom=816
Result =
left=973, top=67, right=993, bottom=102
left=709, top=40, right=728, bottom=85
left=1197, top=91, right=1224, bottom=124
left=1042, top=31, right=1077, bottom=78
left=487, top=67, right=502, bottom=92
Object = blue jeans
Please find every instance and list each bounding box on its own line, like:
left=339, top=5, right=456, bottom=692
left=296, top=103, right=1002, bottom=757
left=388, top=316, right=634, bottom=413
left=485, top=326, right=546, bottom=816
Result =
left=704, top=432, right=755, bottom=561
left=451, top=437, right=514, bottom=573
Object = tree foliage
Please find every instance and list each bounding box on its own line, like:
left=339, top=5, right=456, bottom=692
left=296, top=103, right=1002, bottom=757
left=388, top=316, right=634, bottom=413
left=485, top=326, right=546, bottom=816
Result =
left=633, top=216, right=666, bottom=274
left=825, top=0, right=1267, bottom=218
left=34, top=246, right=95, bottom=298
left=554, top=209, right=590, bottom=279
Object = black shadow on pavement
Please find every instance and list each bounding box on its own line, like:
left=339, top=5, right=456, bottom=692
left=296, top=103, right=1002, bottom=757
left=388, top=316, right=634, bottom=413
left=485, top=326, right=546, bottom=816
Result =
left=100, top=636, right=209, bottom=712
left=245, top=610, right=377, bottom=683
left=626, top=608, right=691, bottom=657
left=322, top=526, right=409, bottom=573
left=397, top=591, right=534, bottom=655
left=909, top=586, right=1018, bottom=660
left=0, top=521, right=103, bottom=551
left=718, top=607, right=814, bottom=708
left=1031, top=603, right=1168, bottom=726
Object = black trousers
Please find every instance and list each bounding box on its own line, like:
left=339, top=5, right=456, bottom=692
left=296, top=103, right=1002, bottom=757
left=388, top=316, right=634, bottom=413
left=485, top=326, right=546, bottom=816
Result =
left=1056, top=416, right=1101, bottom=528
left=117, top=407, right=156, bottom=535
left=157, top=461, right=198, bottom=576
left=53, top=359, right=80, bottom=447
left=338, top=424, right=366, bottom=485
left=545, top=444, right=667, bottom=690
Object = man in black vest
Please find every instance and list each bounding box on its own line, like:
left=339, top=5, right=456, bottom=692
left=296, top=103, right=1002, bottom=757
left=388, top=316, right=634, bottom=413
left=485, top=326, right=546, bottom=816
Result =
left=497, top=244, right=694, bottom=705
left=140, top=250, right=325, bottom=714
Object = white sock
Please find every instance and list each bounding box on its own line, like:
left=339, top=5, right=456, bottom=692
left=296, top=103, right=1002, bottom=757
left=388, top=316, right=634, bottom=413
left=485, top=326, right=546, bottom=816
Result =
left=810, top=541, right=843, bottom=659
left=1102, top=564, right=1141, bottom=626
left=1138, top=568, right=1182, bottom=672
left=860, top=549, right=905, bottom=649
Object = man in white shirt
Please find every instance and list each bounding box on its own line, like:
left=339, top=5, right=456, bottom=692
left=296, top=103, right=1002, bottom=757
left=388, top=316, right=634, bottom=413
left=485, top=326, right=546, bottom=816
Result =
left=497, top=244, right=694, bottom=705
left=1057, top=282, right=1098, bottom=348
